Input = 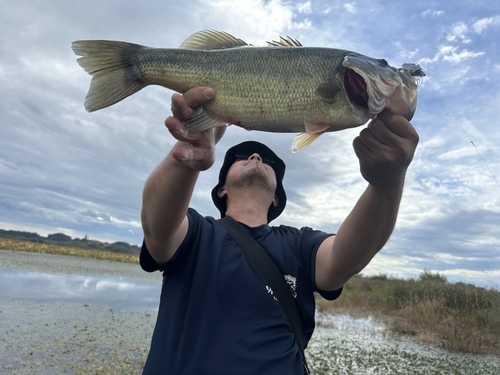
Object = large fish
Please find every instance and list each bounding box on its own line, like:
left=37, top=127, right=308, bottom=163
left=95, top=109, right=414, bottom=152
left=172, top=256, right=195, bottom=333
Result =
left=72, top=30, right=424, bottom=152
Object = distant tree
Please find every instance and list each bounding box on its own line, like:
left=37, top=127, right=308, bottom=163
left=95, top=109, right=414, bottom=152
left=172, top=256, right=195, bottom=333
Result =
left=0, top=229, right=43, bottom=241
left=1, top=227, right=139, bottom=254
left=47, top=233, right=72, bottom=242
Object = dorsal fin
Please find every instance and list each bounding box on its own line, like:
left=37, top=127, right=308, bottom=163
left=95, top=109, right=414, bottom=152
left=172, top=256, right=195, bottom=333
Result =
left=266, top=36, right=302, bottom=47
left=180, top=29, right=248, bottom=50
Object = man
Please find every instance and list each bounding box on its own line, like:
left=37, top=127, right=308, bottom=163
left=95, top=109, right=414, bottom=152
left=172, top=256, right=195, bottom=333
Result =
left=140, top=87, right=419, bottom=374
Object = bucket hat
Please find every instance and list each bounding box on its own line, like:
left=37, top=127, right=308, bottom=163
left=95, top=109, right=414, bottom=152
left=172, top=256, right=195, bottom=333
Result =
left=211, top=141, right=286, bottom=223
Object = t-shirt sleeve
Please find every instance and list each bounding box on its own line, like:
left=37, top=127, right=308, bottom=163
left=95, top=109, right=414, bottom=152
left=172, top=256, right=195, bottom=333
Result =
left=139, top=208, right=201, bottom=273
left=139, top=238, right=160, bottom=272
left=298, top=227, right=342, bottom=301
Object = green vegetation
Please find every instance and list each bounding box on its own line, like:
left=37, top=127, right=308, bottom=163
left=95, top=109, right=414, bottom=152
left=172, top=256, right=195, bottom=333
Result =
left=0, top=228, right=140, bottom=255
left=0, top=238, right=138, bottom=264
left=316, top=271, right=500, bottom=355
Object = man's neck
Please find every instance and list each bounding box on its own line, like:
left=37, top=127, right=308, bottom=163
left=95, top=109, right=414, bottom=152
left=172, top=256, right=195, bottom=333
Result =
left=225, top=203, right=269, bottom=227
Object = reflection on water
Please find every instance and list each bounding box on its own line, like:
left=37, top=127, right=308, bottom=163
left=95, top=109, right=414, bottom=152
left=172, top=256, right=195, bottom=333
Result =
left=0, top=268, right=161, bottom=311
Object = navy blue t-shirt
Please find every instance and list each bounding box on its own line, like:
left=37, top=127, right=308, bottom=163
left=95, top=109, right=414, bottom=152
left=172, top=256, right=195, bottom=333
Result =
left=140, top=208, right=342, bottom=375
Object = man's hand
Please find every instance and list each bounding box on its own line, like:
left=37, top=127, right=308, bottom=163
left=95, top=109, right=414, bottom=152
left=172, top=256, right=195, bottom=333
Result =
left=353, top=110, right=419, bottom=192
left=166, top=87, right=226, bottom=171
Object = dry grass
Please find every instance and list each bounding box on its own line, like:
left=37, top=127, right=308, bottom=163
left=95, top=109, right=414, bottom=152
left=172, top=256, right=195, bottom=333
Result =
left=0, top=238, right=139, bottom=264
left=317, top=273, right=500, bottom=355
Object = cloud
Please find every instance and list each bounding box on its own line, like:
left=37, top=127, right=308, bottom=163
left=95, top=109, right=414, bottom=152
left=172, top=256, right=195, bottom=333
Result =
left=446, top=22, right=471, bottom=43
left=297, top=1, right=312, bottom=14
left=343, top=3, right=357, bottom=14
left=202, top=0, right=306, bottom=41
left=421, top=9, right=444, bottom=18
left=419, top=45, right=484, bottom=65
left=437, top=147, right=482, bottom=161
left=442, top=47, right=485, bottom=64
left=472, top=15, right=500, bottom=34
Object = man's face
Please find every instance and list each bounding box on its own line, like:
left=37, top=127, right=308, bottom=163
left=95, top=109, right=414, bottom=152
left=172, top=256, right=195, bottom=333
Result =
left=225, top=152, right=278, bottom=194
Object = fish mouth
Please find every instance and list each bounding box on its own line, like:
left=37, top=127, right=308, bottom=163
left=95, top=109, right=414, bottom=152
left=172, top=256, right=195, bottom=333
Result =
left=344, top=69, right=369, bottom=109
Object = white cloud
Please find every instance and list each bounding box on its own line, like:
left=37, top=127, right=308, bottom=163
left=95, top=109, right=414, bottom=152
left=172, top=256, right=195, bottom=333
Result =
left=442, top=48, right=484, bottom=64
left=442, top=269, right=500, bottom=289
left=438, top=147, right=482, bottom=161
left=421, top=9, right=444, bottom=18
left=297, top=1, right=312, bottom=14
left=321, top=7, right=331, bottom=15
left=343, top=3, right=357, bottom=14
left=446, top=21, right=471, bottom=44
left=420, top=45, right=484, bottom=65
left=202, top=0, right=295, bottom=42
left=472, top=15, right=500, bottom=34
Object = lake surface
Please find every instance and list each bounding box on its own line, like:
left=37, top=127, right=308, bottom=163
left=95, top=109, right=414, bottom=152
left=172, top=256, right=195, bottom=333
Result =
left=0, top=267, right=161, bottom=311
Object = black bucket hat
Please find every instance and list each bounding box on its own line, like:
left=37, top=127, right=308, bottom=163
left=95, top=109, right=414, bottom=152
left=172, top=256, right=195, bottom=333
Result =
left=211, top=141, right=286, bottom=223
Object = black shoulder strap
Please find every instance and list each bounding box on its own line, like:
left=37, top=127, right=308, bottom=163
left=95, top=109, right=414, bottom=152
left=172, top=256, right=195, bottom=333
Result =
left=218, top=216, right=310, bottom=375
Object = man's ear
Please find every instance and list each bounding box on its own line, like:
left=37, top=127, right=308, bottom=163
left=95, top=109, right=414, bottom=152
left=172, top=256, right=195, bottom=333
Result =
left=218, top=185, right=227, bottom=199
left=272, top=195, right=278, bottom=208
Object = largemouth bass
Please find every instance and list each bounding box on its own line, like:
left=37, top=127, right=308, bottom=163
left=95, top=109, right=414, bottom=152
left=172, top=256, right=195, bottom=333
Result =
left=72, top=30, right=424, bottom=152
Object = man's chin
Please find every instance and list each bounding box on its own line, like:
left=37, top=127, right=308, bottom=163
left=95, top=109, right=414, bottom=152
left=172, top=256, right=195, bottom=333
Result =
left=229, top=169, right=275, bottom=192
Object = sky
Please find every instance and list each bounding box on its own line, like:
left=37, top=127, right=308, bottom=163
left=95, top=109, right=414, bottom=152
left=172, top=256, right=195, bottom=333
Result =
left=1, top=0, right=499, bottom=288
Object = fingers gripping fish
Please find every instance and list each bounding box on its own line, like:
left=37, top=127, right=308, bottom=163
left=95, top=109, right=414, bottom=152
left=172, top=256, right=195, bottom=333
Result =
left=72, top=30, right=424, bottom=153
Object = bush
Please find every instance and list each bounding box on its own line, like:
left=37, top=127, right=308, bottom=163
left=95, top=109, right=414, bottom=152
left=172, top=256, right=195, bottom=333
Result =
left=419, top=269, right=448, bottom=283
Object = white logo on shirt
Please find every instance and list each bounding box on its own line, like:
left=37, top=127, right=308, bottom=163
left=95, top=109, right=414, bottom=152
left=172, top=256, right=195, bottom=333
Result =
left=266, top=275, right=297, bottom=301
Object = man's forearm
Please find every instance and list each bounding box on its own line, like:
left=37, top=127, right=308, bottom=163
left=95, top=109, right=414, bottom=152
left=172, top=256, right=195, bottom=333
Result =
left=331, top=179, right=404, bottom=277
left=141, top=144, right=200, bottom=262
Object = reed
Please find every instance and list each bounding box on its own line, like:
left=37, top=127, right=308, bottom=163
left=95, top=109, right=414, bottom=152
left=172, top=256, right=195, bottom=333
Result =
left=316, top=271, right=500, bottom=355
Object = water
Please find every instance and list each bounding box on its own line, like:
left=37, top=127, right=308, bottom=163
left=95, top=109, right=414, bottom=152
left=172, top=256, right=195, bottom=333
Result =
left=309, top=312, right=500, bottom=374
left=1, top=251, right=499, bottom=374
left=0, top=268, right=161, bottom=311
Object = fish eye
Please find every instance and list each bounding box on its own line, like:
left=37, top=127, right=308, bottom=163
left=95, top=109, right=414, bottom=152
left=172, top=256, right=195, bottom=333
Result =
left=378, top=59, right=388, bottom=66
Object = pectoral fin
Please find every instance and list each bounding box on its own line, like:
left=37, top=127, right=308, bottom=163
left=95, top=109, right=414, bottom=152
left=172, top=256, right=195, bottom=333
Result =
left=315, top=83, right=341, bottom=103
left=184, top=106, right=230, bottom=131
left=291, top=122, right=331, bottom=153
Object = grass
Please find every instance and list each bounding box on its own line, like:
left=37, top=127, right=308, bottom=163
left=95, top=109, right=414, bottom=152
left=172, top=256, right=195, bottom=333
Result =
left=0, top=238, right=139, bottom=264
left=316, top=271, right=500, bottom=356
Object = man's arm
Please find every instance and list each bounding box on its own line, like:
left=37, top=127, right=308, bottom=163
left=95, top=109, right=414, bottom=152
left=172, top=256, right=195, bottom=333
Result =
left=315, top=110, right=419, bottom=291
left=141, top=87, right=224, bottom=266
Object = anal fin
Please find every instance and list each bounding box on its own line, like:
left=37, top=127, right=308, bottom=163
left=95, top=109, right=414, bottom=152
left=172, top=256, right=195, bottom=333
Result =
left=291, top=122, right=331, bottom=153
left=291, top=133, right=323, bottom=153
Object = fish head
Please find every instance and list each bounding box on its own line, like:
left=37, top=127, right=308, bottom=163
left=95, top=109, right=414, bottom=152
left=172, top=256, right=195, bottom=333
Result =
left=342, top=54, right=424, bottom=121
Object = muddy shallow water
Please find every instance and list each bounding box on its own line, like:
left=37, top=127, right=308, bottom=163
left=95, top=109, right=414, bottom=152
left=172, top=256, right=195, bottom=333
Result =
left=1, top=250, right=499, bottom=375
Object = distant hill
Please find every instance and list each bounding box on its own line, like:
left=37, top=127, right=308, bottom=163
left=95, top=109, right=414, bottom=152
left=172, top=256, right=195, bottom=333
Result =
left=0, top=229, right=140, bottom=255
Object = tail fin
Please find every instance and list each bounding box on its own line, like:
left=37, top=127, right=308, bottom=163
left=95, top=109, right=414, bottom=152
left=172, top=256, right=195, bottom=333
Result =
left=72, top=40, right=146, bottom=112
